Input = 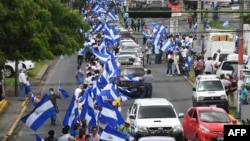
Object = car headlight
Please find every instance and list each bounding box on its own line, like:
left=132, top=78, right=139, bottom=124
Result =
left=173, top=125, right=183, bottom=132
left=197, top=96, right=204, bottom=101
left=137, top=126, right=148, bottom=132
left=221, top=95, right=228, bottom=100
left=200, top=125, right=209, bottom=134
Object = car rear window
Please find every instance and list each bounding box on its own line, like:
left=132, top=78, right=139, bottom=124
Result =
left=120, top=68, right=144, bottom=76
left=199, top=111, right=230, bottom=123
left=138, top=106, right=176, bottom=119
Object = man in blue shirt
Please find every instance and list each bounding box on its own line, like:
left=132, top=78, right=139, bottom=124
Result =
left=237, top=84, right=248, bottom=119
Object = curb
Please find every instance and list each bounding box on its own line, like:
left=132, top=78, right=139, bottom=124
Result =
left=2, top=102, right=27, bottom=141
left=35, top=64, right=49, bottom=79
left=0, top=99, right=8, bottom=115
left=183, top=76, right=241, bottom=124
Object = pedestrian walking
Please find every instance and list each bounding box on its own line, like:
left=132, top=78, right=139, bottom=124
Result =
left=45, top=130, right=57, bottom=141
left=204, top=57, right=213, bottom=74
left=166, top=51, right=174, bottom=76
left=187, top=14, right=193, bottom=29
left=144, top=43, right=152, bottom=65
left=237, top=84, right=248, bottom=119
left=137, top=19, right=141, bottom=32
left=18, top=69, right=27, bottom=101
left=75, top=66, right=84, bottom=85
left=193, top=56, right=203, bottom=77
left=77, top=49, right=84, bottom=67
left=140, top=69, right=153, bottom=98
left=47, top=88, right=62, bottom=126
left=173, top=51, right=181, bottom=76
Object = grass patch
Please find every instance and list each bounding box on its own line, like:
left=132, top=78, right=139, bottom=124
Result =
left=28, top=60, right=49, bottom=77
left=209, top=20, right=234, bottom=30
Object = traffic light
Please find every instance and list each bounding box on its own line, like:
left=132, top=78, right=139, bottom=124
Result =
left=128, top=7, right=172, bottom=18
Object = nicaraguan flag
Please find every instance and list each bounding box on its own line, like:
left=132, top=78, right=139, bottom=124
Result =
left=80, top=89, right=96, bottom=127
left=62, top=95, right=78, bottom=133
left=185, top=40, right=190, bottom=47
left=92, top=47, right=110, bottom=63
left=58, top=83, right=70, bottom=99
left=21, top=94, right=57, bottom=131
left=35, top=134, right=44, bottom=141
left=107, top=11, right=118, bottom=20
left=96, top=96, right=125, bottom=127
left=98, top=40, right=107, bottom=54
left=142, top=30, right=150, bottom=39
left=193, top=22, right=198, bottom=32
left=80, top=48, right=86, bottom=55
left=25, top=80, right=31, bottom=94
left=121, top=75, right=140, bottom=82
left=118, top=86, right=135, bottom=94
left=104, top=26, right=120, bottom=46
left=93, top=22, right=104, bottom=32
left=30, top=93, right=35, bottom=106
left=161, top=39, right=172, bottom=52
left=100, top=125, right=127, bottom=141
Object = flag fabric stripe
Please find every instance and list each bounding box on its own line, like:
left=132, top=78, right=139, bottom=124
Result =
left=100, top=125, right=127, bottom=141
left=35, top=134, right=45, bottom=141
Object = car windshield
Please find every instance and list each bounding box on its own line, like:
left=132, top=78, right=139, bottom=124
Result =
left=138, top=106, right=177, bottom=119
left=117, top=56, right=135, bottom=62
left=120, top=68, right=144, bottom=76
left=197, top=80, right=224, bottom=91
left=119, top=52, right=138, bottom=56
left=199, top=111, right=230, bottom=123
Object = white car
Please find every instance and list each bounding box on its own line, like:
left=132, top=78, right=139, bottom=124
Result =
left=138, top=136, right=176, bottom=141
left=127, top=98, right=184, bottom=141
left=192, top=75, right=229, bottom=112
left=116, top=54, right=142, bottom=66
left=231, top=4, right=239, bottom=10
left=4, top=60, right=35, bottom=77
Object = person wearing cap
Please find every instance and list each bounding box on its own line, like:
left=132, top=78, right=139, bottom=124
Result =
left=18, top=69, right=28, bottom=101
left=118, top=119, right=132, bottom=141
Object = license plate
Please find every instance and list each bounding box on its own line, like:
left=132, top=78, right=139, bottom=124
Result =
left=217, top=136, right=224, bottom=140
left=210, top=105, right=217, bottom=107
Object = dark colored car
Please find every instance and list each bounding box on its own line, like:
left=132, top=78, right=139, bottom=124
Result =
left=117, top=63, right=145, bottom=98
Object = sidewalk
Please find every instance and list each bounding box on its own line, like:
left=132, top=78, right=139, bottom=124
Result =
left=0, top=64, right=50, bottom=141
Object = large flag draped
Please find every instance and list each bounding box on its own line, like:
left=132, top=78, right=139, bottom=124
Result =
left=100, top=125, right=127, bottom=141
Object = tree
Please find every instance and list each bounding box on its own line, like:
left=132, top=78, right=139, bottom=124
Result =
left=0, top=0, right=90, bottom=96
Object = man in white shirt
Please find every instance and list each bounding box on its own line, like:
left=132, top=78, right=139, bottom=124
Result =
left=204, top=57, right=213, bottom=74
left=18, top=69, right=27, bottom=101
left=58, top=125, right=72, bottom=141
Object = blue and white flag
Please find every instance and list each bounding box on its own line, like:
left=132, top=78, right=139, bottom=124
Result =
left=100, top=125, right=127, bottom=141
left=80, top=89, right=96, bottom=127
left=97, top=97, right=125, bottom=127
left=93, top=22, right=104, bottom=32
left=35, top=134, right=44, bottom=141
left=121, top=75, right=140, bottom=82
left=107, top=11, right=118, bottom=20
left=62, top=95, right=78, bottom=132
left=21, top=94, right=57, bottom=131
left=161, top=39, right=172, bottom=52
left=58, top=83, right=70, bottom=99
left=223, top=20, right=229, bottom=29
left=25, top=80, right=31, bottom=94
left=142, top=30, right=150, bottom=39
left=120, top=93, right=131, bottom=102
left=193, top=22, right=198, bottom=32
left=104, top=26, right=120, bottom=46
left=80, top=48, right=86, bottom=55
left=92, top=47, right=110, bottom=63
left=30, top=93, right=35, bottom=106
left=118, top=86, right=135, bottom=94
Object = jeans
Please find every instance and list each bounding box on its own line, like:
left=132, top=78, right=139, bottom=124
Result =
left=77, top=55, right=83, bottom=66
left=185, top=67, right=190, bottom=77
left=155, top=54, right=161, bottom=64
left=166, top=63, right=173, bottom=75
left=146, top=54, right=151, bottom=65
left=237, top=98, right=248, bottom=118
left=51, top=114, right=56, bottom=124
left=141, top=83, right=152, bottom=98
left=19, top=83, right=26, bottom=100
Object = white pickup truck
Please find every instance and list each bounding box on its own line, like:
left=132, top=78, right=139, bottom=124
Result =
left=4, top=60, right=35, bottom=77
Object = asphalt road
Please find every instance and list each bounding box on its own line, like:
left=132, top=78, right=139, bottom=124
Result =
left=8, top=10, right=240, bottom=140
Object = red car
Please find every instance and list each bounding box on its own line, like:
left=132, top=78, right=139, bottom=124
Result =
left=182, top=107, right=237, bottom=141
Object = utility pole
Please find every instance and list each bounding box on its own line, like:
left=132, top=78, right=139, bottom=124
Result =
left=196, top=0, right=202, bottom=50
left=237, top=0, right=245, bottom=115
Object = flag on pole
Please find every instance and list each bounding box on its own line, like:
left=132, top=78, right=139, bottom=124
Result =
left=58, top=81, right=70, bottom=99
